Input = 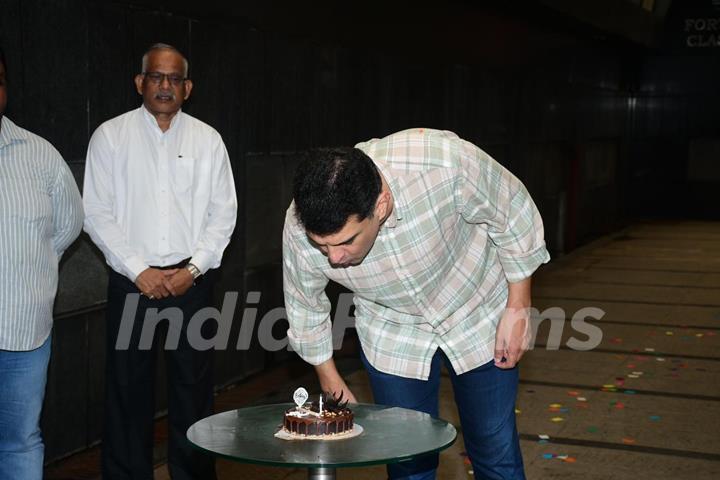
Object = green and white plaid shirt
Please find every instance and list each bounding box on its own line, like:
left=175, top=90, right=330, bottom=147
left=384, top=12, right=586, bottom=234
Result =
left=283, top=128, right=549, bottom=380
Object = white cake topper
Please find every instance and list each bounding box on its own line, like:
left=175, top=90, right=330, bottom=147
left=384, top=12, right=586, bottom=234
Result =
left=293, top=387, right=309, bottom=408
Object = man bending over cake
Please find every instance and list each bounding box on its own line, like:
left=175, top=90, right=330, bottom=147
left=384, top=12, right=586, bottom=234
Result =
left=282, top=128, right=549, bottom=480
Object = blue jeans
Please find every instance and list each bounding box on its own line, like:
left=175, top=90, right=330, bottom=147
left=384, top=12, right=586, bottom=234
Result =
left=361, top=348, right=525, bottom=480
left=0, top=335, right=52, bottom=480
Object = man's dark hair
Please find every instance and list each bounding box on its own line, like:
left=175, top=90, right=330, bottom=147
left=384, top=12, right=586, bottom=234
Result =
left=0, top=44, right=6, bottom=72
left=293, top=147, right=382, bottom=235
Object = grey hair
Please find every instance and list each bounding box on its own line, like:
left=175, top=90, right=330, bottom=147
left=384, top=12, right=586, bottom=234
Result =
left=141, top=43, right=189, bottom=77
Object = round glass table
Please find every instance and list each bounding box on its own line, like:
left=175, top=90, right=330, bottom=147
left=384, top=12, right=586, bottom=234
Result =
left=187, top=403, right=457, bottom=479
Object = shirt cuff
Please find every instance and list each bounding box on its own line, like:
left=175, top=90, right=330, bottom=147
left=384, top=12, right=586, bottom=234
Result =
left=125, top=256, right=150, bottom=282
left=498, top=244, right=551, bottom=283
left=190, top=250, right=214, bottom=274
left=287, top=320, right=334, bottom=365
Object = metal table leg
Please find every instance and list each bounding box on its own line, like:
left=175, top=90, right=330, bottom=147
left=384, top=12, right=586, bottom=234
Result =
left=308, top=467, right=336, bottom=479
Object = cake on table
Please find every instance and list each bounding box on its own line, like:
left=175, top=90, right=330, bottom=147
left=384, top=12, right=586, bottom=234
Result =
left=282, top=389, right=354, bottom=437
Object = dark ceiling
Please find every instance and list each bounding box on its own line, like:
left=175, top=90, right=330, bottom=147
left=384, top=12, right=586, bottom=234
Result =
left=122, top=0, right=679, bottom=65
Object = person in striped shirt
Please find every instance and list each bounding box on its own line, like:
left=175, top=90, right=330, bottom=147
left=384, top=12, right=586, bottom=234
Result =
left=283, top=128, right=549, bottom=479
left=0, top=44, right=84, bottom=480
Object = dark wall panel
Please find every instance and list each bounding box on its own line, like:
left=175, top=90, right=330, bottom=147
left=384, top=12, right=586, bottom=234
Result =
left=21, top=0, right=89, bottom=161
left=87, top=2, right=135, bottom=132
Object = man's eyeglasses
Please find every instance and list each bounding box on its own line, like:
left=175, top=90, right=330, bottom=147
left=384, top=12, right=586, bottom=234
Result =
left=143, top=71, right=187, bottom=86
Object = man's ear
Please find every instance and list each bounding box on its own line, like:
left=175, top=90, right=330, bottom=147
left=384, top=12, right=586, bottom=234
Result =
left=134, top=74, right=144, bottom=95
left=374, top=189, right=391, bottom=219
left=183, top=79, right=193, bottom=100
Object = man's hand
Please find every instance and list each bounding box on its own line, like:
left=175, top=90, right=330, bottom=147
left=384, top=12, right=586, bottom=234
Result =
left=315, top=358, right=358, bottom=403
left=135, top=268, right=174, bottom=299
left=163, top=268, right=194, bottom=297
left=494, top=277, right=533, bottom=369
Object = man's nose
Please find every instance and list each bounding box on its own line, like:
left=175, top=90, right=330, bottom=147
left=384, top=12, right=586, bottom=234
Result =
left=327, top=246, right=344, bottom=264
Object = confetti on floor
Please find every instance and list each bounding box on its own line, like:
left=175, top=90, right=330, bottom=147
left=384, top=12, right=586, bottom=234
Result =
left=650, top=415, right=661, bottom=422
left=622, top=438, right=636, bottom=444
left=551, top=417, right=564, bottom=423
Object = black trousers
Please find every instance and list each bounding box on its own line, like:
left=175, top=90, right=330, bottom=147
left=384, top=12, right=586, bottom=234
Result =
left=102, top=270, right=218, bottom=480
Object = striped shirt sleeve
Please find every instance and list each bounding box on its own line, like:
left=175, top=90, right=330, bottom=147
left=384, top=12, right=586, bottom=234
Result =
left=50, top=156, right=84, bottom=256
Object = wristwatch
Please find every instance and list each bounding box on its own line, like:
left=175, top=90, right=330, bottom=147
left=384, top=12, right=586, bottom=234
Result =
left=186, top=263, right=201, bottom=280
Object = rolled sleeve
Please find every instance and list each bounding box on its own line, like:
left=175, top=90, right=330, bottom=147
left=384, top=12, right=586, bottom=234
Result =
left=455, top=139, right=550, bottom=282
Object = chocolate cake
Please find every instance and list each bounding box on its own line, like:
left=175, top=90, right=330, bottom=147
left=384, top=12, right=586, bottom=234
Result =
left=282, top=391, right=354, bottom=437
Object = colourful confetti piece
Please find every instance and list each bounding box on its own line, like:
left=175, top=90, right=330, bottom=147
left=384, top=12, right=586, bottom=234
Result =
left=538, top=434, right=550, bottom=440
left=551, top=417, right=564, bottom=422
left=622, top=438, right=636, bottom=444
left=563, top=456, right=577, bottom=463
left=577, top=397, right=587, bottom=402
left=624, top=390, right=636, bottom=395
left=650, top=415, right=661, bottom=422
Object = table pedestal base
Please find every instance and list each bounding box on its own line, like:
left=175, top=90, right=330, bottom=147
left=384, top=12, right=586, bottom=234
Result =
left=308, top=467, right=336, bottom=479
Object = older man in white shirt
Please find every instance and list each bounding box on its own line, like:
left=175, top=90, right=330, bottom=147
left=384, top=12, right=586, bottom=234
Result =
left=83, top=43, right=237, bottom=480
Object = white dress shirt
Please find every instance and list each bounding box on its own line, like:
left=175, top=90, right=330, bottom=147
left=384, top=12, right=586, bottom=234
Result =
left=83, top=106, right=237, bottom=281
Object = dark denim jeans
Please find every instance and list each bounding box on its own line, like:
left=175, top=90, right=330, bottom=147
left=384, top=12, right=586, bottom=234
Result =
left=361, top=348, right=525, bottom=480
left=0, top=335, right=51, bottom=480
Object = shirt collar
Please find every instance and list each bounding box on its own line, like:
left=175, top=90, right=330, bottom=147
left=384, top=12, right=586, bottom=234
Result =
left=0, top=116, right=28, bottom=149
left=140, top=104, right=183, bottom=136
left=373, top=160, right=404, bottom=229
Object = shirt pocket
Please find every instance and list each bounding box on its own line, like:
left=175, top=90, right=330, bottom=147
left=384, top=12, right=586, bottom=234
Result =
left=173, top=156, right=196, bottom=194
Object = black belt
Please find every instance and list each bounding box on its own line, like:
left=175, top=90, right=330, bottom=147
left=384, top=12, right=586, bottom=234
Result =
left=151, top=257, right=191, bottom=270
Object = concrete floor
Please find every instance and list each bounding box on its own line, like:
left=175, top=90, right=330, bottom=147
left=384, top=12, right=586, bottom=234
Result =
left=46, top=221, right=720, bottom=479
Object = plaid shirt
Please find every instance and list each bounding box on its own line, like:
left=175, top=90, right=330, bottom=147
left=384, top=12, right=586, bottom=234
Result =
left=283, top=128, right=549, bottom=380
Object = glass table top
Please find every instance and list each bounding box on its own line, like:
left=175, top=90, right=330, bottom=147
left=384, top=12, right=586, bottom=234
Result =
left=187, top=403, right=457, bottom=468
